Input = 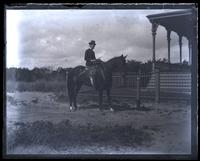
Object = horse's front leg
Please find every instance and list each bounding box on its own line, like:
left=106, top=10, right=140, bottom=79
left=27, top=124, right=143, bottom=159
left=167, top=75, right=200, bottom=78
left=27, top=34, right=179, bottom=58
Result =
left=98, top=89, right=103, bottom=111
left=106, top=89, right=114, bottom=112
left=69, top=86, right=75, bottom=111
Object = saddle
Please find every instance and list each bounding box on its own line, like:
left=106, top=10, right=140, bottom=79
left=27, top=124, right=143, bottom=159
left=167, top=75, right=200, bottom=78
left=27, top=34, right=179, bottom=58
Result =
left=77, top=59, right=105, bottom=88
left=86, top=65, right=105, bottom=78
left=85, top=61, right=105, bottom=88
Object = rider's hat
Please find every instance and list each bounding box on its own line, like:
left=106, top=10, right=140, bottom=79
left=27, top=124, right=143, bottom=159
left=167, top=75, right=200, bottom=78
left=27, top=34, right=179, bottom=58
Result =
left=89, top=40, right=96, bottom=45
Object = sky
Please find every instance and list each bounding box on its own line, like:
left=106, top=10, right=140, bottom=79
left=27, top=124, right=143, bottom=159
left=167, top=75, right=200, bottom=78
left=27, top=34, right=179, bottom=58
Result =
left=6, top=9, right=190, bottom=69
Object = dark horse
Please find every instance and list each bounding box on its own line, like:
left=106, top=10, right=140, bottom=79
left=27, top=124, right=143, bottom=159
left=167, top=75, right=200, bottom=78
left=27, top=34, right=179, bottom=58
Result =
left=67, top=54, right=127, bottom=111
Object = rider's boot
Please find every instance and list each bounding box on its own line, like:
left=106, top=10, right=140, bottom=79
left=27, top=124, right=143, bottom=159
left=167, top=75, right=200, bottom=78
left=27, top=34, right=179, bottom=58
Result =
left=89, top=76, right=95, bottom=88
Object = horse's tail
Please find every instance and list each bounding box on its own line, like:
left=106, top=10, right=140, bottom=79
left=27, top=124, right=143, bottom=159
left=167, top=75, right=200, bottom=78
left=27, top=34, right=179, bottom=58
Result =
left=67, top=69, right=74, bottom=104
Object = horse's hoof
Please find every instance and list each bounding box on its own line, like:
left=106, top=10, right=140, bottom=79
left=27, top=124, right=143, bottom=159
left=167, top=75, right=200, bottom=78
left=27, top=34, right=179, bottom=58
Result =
left=110, top=108, right=114, bottom=112
left=70, top=106, right=75, bottom=111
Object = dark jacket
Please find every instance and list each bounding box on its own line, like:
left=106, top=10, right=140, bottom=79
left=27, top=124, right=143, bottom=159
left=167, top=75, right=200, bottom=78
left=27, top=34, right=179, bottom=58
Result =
left=84, top=48, right=96, bottom=66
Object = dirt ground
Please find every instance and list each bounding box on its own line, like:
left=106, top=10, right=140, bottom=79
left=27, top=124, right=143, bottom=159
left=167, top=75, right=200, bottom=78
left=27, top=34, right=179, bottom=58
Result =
left=5, top=91, right=191, bottom=155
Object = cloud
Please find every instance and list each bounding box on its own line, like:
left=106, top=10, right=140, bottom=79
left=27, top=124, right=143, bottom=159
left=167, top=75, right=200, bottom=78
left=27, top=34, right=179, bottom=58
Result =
left=6, top=9, right=189, bottom=69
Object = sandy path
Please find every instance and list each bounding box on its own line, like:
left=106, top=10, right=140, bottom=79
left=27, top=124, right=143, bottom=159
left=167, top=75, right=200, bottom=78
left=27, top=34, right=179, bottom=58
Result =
left=6, top=92, right=191, bottom=154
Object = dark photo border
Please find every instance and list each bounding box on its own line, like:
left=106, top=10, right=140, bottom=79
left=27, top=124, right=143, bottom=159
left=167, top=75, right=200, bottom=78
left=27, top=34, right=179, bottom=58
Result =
left=2, top=3, right=198, bottom=160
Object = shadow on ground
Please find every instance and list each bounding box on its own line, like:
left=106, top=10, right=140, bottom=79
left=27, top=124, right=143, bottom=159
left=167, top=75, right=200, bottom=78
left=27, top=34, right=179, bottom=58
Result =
left=78, top=101, right=153, bottom=112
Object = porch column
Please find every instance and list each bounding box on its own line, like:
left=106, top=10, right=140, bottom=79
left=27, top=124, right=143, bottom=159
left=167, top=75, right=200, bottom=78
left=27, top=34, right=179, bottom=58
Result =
left=179, top=35, right=182, bottom=63
left=167, top=30, right=171, bottom=63
left=151, top=22, right=158, bottom=70
left=188, top=39, right=192, bottom=65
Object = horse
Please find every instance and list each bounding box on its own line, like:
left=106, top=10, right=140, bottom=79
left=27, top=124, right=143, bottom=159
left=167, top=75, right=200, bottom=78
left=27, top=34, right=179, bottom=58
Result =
left=67, top=54, right=127, bottom=112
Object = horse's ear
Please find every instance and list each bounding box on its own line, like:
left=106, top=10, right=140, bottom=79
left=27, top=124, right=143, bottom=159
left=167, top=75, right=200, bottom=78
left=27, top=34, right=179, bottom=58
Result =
left=121, top=54, right=123, bottom=57
left=124, top=55, right=127, bottom=58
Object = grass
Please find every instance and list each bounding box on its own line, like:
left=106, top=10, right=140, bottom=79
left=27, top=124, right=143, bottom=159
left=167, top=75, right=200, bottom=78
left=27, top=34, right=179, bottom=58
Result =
left=7, top=120, right=153, bottom=153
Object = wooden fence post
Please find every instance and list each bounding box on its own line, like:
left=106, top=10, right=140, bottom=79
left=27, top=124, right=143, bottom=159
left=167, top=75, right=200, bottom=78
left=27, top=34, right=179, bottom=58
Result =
left=121, top=73, right=126, bottom=87
left=120, top=73, right=123, bottom=87
left=66, top=71, right=68, bottom=81
left=136, top=70, right=141, bottom=108
left=155, top=68, right=160, bottom=103
left=66, top=71, right=69, bottom=96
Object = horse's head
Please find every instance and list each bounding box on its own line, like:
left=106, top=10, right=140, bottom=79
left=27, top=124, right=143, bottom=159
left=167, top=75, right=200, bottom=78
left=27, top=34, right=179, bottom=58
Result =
left=105, top=54, right=127, bottom=75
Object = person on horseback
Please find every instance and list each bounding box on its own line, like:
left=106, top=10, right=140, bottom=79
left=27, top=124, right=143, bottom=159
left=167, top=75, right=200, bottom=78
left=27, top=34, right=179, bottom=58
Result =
left=84, top=40, right=105, bottom=88
left=84, top=40, right=96, bottom=67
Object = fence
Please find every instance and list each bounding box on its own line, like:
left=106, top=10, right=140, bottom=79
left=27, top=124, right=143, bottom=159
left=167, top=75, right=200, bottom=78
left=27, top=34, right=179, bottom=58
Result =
left=146, top=71, right=191, bottom=93
left=112, top=70, right=191, bottom=102
left=112, top=71, right=191, bottom=91
left=112, top=72, right=151, bottom=88
left=67, top=69, right=191, bottom=102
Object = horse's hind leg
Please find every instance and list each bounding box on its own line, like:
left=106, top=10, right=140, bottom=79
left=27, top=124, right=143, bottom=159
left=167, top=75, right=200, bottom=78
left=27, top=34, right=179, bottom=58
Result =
left=73, top=83, right=82, bottom=110
left=67, top=71, right=75, bottom=111
left=69, top=97, right=73, bottom=111
left=67, top=85, right=74, bottom=111
left=69, top=89, right=74, bottom=111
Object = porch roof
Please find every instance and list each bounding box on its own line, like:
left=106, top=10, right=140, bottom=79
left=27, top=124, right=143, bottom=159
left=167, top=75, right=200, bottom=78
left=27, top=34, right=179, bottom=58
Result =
left=146, top=9, right=194, bottom=39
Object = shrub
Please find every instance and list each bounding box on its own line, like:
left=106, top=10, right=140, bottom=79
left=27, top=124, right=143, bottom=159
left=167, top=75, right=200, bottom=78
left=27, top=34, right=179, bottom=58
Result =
left=11, top=81, right=67, bottom=92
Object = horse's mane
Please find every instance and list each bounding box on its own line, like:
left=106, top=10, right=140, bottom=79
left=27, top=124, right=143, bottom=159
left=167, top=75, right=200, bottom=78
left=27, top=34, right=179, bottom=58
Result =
left=105, top=56, right=121, bottom=63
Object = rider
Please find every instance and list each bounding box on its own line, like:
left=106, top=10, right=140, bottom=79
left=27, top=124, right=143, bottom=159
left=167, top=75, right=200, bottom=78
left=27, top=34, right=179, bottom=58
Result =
left=84, top=40, right=97, bottom=66
left=84, top=40, right=105, bottom=87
